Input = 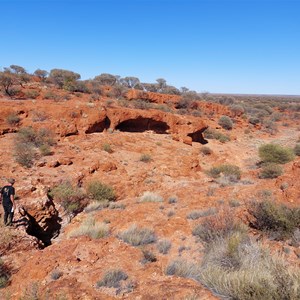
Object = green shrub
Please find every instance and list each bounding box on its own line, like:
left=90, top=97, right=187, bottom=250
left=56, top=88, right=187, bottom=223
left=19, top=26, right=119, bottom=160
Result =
left=14, top=142, right=35, bottom=168
left=294, top=144, right=300, bottom=156
left=49, top=181, right=86, bottom=213
left=258, top=143, right=295, bottom=164
left=218, top=115, right=233, bottom=130
left=203, top=129, right=230, bottom=143
left=118, top=224, right=156, bottom=246
left=96, top=269, right=128, bottom=288
left=248, top=200, right=300, bottom=240
left=68, top=217, right=109, bottom=239
left=102, top=143, right=112, bottom=153
left=259, top=163, right=283, bottom=179
left=87, top=181, right=115, bottom=202
left=206, top=164, right=241, bottom=181
left=6, top=112, right=20, bottom=125
left=24, top=89, right=40, bottom=99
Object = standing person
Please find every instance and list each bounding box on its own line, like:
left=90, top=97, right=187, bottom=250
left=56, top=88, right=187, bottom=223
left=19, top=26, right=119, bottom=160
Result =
left=0, top=178, right=16, bottom=226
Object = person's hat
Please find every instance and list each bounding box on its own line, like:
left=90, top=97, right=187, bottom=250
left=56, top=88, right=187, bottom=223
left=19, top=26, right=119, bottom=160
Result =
left=7, top=178, right=15, bottom=184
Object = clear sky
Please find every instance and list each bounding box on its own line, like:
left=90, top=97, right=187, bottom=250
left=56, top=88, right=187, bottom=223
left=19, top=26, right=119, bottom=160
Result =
left=1, top=0, right=299, bottom=95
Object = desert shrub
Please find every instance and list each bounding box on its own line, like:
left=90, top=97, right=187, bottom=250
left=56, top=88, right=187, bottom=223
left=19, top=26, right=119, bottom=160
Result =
left=24, top=89, right=39, bottom=99
left=140, top=153, right=152, bottom=162
left=0, top=258, right=11, bottom=288
left=294, top=144, right=300, bottom=156
left=139, top=191, right=163, bottom=203
left=32, top=110, right=48, bottom=122
left=44, top=91, right=61, bottom=100
left=228, top=199, right=241, bottom=207
left=192, top=210, right=247, bottom=244
left=157, top=239, right=172, bottom=254
left=49, top=181, right=86, bottom=213
left=218, top=115, right=233, bottom=130
left=96, top=269, right=128, bottom=288
left=168, top=196, right=178, bottom=204
left=248, top=116, right=260, bottom=125
left=84, top=201, right=109, bottom=213
left=39, top=144, right=52, bottom=156
left=68, top=217, right=109, bottom=239
left=6, top=112, right=20, bottom=125
left=118, top=224, right=156, bottom=246
left=132, top=99, right=153, bottom=110
left=14, top=142, right=35, bottom=168
left=187, top=208, right=218, bottom=220
left=51, top=270, right=63, bottom=280
left=248, top=200, right=300, bottom=240
left=199, top=233, right=300, bottom=300
left=109, top=202, right=126, bottom=210
left=203, top=129, right=230, bottom=143
left=230, top=104, right=245, bottom=116
left=259, top=163, right=283, bottom=179
left=206, top=164, right=241, bottom=181
left=87, top=181, right=115, bottom=202
left=200, top=146, right=212, bottom=155
left=258, top=143, right=295, bottom=164
left=165, top=260, right=200, bottom=281
left=102, top=143, right=112, bottom=153
left=141, top=249, right=157, bottom=264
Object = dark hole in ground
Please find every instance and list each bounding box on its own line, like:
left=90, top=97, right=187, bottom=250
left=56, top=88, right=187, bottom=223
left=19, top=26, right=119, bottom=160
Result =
left=188, top=128, right=208, bottom=144
left=115, top=117, right=170, bottom=134
left=85, top=116, right=111, bottom=134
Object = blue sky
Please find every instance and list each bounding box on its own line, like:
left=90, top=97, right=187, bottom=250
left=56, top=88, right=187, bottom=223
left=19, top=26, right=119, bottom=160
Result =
left=1, top=0, right=299, bottom=95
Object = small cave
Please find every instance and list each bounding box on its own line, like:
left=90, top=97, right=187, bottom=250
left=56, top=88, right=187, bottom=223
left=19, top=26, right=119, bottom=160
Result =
left=85, top=116, right=111, bottom=134
left=16, top=205, right=62, bottom=248
left=115, top=117, right=170, bottom=134
left=188, top=129, right=208, bottom=144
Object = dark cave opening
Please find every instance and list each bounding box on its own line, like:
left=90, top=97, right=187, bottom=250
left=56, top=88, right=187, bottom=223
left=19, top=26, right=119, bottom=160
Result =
left=85, top=116, right=111, bottom=134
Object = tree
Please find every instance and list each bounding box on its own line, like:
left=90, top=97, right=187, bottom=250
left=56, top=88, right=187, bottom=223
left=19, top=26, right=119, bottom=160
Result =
left=156, top=78, right=167, bottom=91
left=0, top=71, right=16, bottom=96
left=120, top=76, right=140, bottom=89
left=94, top=73, right=118, bottom=86
left=49, top=69, right=81, bottom=89
left=9, top=65, right=26, bottom=74
left=34, top=69, right=48, bottom=80
left=143, top=83, right=158, bottom=92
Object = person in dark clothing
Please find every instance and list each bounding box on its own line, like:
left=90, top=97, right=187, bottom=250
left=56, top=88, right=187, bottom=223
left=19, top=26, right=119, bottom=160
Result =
left=0, top=178, right=16, bottom=226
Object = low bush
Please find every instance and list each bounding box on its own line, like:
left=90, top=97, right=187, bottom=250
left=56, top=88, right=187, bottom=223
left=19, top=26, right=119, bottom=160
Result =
left=14, top=142, right=36, bottom=168
left=203, top=129, right=230, bottom=143
left=199, top=233, right=300, bottom=300
left=294, top=144, right=300, bottom=156
left=259, top=163, right=283, bottom=179
left=165, top=259, right=200, bottom=281
left=49, top=181, right=86, bottom=213
left=192, top=210, right=247, bottom=244
left=141, top=249, right=157, bottom=264
left=24, top=89, right=39, bottom=99
left=96, top=269, right=128, bottom=288
left=206, top=164, right=241, bottom=181
left=187, top=208, right=218, bottom=220
left=102, top=143, right=113, bottom=153
left=0, top=258, right=11, bottom=288
left=157, top=239, right=172, bottom=254
left=6, top=112, right=20, bottom=125
left=258, top=143, right=295, bottom=164
left=140, top=153, right=152, bottom=162
left=139, top=191, right=163, bottom=203
left=200, top=146, right=212, bottom=155
left=68, top=217, right=109, bottom=239
left=118, top=224, right=156, bottom=246
left=87, top=181, right=115, bottom=202
left=218, top=115, right=233, bottom=130
left=248, top=200, right=300, bottom=240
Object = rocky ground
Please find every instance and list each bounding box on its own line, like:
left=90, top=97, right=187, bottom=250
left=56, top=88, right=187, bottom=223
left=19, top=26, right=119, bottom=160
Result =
left=0, top=89, right=299, bottom=299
